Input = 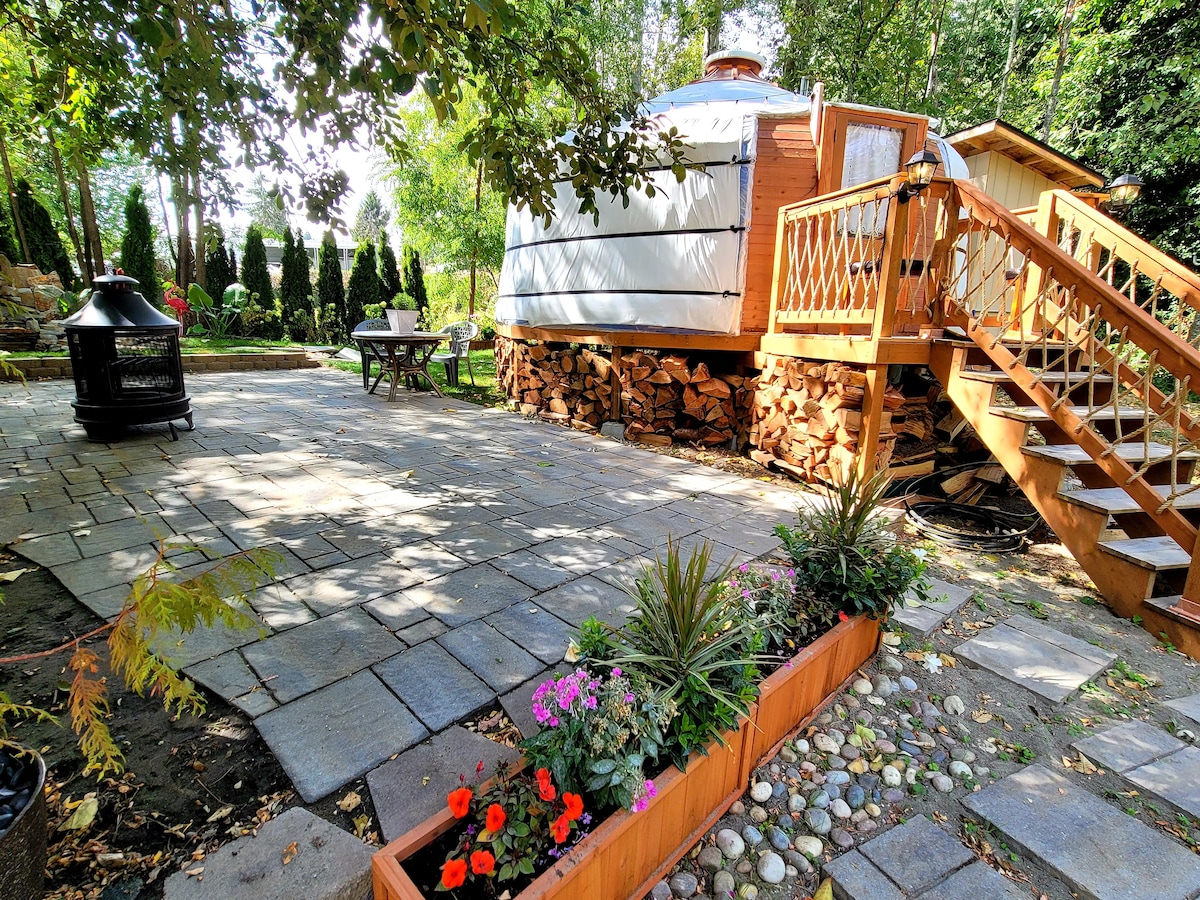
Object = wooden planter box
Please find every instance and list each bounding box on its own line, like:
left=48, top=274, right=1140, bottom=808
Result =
left=372, top=615, right=880, bottom=900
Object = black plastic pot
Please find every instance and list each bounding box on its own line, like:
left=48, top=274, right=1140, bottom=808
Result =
left=0, top=747, right=47, bottom=900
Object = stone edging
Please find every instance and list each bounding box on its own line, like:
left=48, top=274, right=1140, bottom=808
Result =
left=1, top=351, right=320, bottom=382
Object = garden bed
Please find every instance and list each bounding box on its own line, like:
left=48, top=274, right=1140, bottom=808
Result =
left=372, top=613, right=880, bottom=900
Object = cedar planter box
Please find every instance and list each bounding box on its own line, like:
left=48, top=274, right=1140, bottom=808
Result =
left=468, top=339, right=495, bottom=352
left=372, top=614, right=880, bottom=900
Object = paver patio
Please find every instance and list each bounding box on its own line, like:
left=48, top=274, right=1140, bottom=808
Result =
left=0, top=369, right=808, bottom=801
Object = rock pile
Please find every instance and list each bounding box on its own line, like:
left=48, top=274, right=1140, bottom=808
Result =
left=0, top=255, right=67, bottom=351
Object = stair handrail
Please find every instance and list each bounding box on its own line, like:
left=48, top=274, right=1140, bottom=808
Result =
left=945, top=180, right=1200, bottom=549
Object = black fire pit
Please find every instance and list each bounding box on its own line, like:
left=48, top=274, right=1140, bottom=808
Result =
left=63, top=274, right=193, bottom=441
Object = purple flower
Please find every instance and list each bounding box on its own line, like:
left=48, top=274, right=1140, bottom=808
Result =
left=580, top=813, right=592, bottom=825
left=611, top=667, right=622, bottom=677
left=624, top=692, right=635, bottom=703
left=770, top=571, right=779, bottom=582
left=466, top=825, right=476, bottom=835
left=739, top=563, right=749, bottom=573
left=585, top=696, right=598, bottom=709
left=742, top=589, right=751, bottom=599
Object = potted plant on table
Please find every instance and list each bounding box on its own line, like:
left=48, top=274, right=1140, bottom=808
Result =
left=386, top=292, right=419, bottom=334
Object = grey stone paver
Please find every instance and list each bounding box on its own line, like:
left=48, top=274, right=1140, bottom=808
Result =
left=373, top=641, right=495, bottom=732
left=402, top=564, right=534, bottom=628
left=1072, top=720, right=1185, bottom=772
left=185, top=650, right=264, bottom=702
left=394, top=616, right=448, bottom=646
left=821, top=849, right=905, bottom=900
left=484, top=602, right=575, bottom=665
left=366, top=726, right=521, bottom=842
left=1126, top=746, right=1200, bottom=819
left=243, top=606, right=403, bottom=702
left=535, top=574, right=636, bottom=627
left=953, top=615, right=1116, bottom=703
left=162, top=807, right=372, bottom=900
left=915, top=861, right=1027, bottom=900
left=1166, top=693, right=1200, bottom=726
left=431, top=521, right=532, bottom=563
left=857, top=814, right=975, bottom=895
left=489, top=548, right=578, bottom=591
left=438, top=619, right=545, bottom=692
left=500, top=670, right=555, bottom=740
left=255, top=671, right=428, bottom=803
left=283, top=552, right=421, bottom=616
left=964, top=764, right=1200, bottom=900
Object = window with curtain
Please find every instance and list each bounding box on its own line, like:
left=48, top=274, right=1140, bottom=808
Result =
left=840, top=123, right=904, bottom=235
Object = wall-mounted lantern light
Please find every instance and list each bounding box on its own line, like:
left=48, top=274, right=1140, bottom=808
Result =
left=1104, top=173, right=1144, bottom=214
left=898, top=149, right=940, bottom=203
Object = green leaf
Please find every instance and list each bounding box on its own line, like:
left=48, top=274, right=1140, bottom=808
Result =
left=590, top=758, right=618, bottom=774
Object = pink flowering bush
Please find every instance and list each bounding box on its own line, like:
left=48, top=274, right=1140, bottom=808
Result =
left=521, top=667, right=675, bottom=812
left=725, top=563, right=836, bottom=653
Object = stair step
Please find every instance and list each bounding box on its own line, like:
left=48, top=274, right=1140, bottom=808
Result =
left=1096, top=535, right=1190, bottom=570
left=991, top=404, right=1146, bottom=423
left=959, top=369, right=1114, bottom=385
left=1144, top=595, right=1200, bottom=628
left=1023, top=442, right=1200, bottom=464
left=1060, top=485, right=1200, bottom=515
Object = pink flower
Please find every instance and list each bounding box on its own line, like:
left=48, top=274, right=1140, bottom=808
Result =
left=624, top=692, right=635, bottom=703
left=611, top=667, right=622, bottom=677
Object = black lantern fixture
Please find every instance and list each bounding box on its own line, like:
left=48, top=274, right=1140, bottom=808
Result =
left=63, top=275, right=193, bottom=442
left=898, top=149, right=940, bottom=202
left=1104, top=173, right=1144, bottom=214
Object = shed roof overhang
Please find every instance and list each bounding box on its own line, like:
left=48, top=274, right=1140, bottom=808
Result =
left=945, top=119, right=1105, bottom=190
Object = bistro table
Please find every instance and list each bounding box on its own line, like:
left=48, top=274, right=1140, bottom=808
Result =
left=352, top=330, right=447, bottom=401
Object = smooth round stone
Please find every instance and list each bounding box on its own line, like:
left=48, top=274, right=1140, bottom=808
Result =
left=805, top=807, right=833, bottom=835
left=920, top=702, right=941, bottom=719
left=713, top=871, right=736, bottom=897
left=846, top=784, right=866, bottom=809
left=858, top=773, right=880, bottom=791
left=757, top=852, right=786, bottom=885
left=801, top=777, right=822, bottom=792
left=750, top=781, right=773, bottom=803
left=650, top=881, right=673, bottom=900
left=864, top=802, right=882, bottom=817
left=815, top=713, right=834, bottom=726
left=698, top=846, right=725, bottom=873
left=813, top=733, right=839, bottom=754
left=871, top=674, right=894, bottom=698
left=850, top=809, right=868, bottom=824
left=800, top=761, right=818, bottom=775
left=930, top=773, right=954, bottom=793
left=794, top=835, right=823, bottom=859
left=788, top=793, right=807, bottom=813
left=858, top=818, right=878, bottom=833
left=883, top=788, right=905, bottom=803
left=716, top=828, right=745, bottom=859
left=785, top=767, right=801, bottom=781
left=881, top=655, right=904, bottom=673
left=943, top=695, right=966, bottom=716
left=670, top=872, right=699, bottom=898
left=827, top=729, right=846, bottom=747
left=948, top=761, right=973, bottom=779
left=874, top=739, right=897, bottom=754
left=891, top=758, right=906, bottom=772
left=772, top=781, right=788, bottom=800
left=975, top=765, right=991, bottom=777
left=825, top=770, right=851, bottom=786
left=767, top=826, right=790, bottom=851
left=829, top=798, right=852, bottom=819
left=770, top=763, right=781, bottom=776
left=833, top=704, right=848, bottom=720
left=736, top=860, right=753, bottom=875
left=778, top=745, right=798, bottom=764
left=827, top=754, right=847, bottom=771
left=906, top=768, right=919, bottom=785
left=867, top=696, right=886, bottom=706
left=750, top=805, right=769, bottom=823
left=900, top=728, right=917, bottom=741
left=785, top=849, right=813, bottom=874
left=739, top=885, right=759, bottom=899
left=824, top=784, right=841, bottom=801
left=938, top=733, right=960, bottom=750
left=830, top=828, right=855, bottom=849
left=951, top=747, right=976, bottom=763
left=854, top=710, right=874, bottom=726
left=915, top=731, right=936, bottom=748
left=742, top=824, right=764, bottom=847
left=898, top=715, right=914, bottom=730
left=840, top=744, right=861, bottom=761
left=730, top=800, right=746, bottom=816
left=900, top=741, right=923, bottom=757
left=853, top=677, right=874, bottom=695
left=881, top=765, right=902, bottom=787
left=794, top=739, right=810, bottom=755
left=898, top=676, right=918, bottom=691
left=842, top=695, right=861, bottom=709
left=932, top=751, right=949, bottom=765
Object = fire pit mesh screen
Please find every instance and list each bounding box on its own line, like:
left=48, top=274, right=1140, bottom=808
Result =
left=112, top=334, right=179, bottom=394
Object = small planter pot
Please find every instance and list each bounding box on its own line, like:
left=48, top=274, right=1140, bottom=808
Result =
left=385, top=309, right=419, bottom=333
left=373, top=614, right=880, bottom=900
left=0, top=747, right=48, bottom=900
left=468, top=339, right=494, bottom=353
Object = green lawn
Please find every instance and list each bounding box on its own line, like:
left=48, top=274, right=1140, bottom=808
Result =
left=324, top=349, right=504, bottom=406
left=7, top=337, right=303, bottom=358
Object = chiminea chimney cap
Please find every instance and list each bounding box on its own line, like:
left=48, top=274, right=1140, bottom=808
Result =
left=91, top=274, right=139, bottom=291
left=64, top=274, right=178, bottom=329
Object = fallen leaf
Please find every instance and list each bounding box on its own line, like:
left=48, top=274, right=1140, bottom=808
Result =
left=398, top=470, right=415, bottom=478
left=938, top=653, right=957, bottom=668
left=352, top=814, right=370, bottom=838
left=0, top=568, right=31, bottom=582
left=61, top=796, right=99, bottom=831
left=971, top=711, right=993, bottom=724
left=814, top=878, right=834, bottom=900
left=336, top=791, right=361, bottom=813
left=282, top=841, right=298, bottom=864
left=206, top=805, right=234, bottom=823
left=185, top=867, right=204, bottom=877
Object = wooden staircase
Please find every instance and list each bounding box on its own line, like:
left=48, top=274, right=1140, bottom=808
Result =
left=927, top=183, right=1200, bottom=658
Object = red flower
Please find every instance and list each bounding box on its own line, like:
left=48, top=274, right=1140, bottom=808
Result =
left=562, top=792, right=584, bottom=821
left=470, top=849, right=495, bottom=875
left=551, top=813, right=571, bottom=843
left=485, top=803, right=506, bottom=832
left=838, top=611, right=849, bottom=622
left=447, top=787, right=473, bottom=818
left=536, top=768, right=557, bottom=802
left=441, top=858, right=468, bottom=889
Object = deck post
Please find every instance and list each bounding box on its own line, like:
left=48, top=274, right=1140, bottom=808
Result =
left=856, top=364, right=889, bottom=481
left=609, top=346, right=623, bottom=423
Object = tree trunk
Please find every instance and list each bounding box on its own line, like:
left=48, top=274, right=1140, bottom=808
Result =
left=996, top=0, right=1021, bottom=117
left=157, top=176, right=177, bottom=268
left=46, top=128, right=89, bottom=284
left=1041, top=0, right=1074, bottom=141
left=922, top=0, right=947, bottom=102
left=74, top=154, right=105, bottom=276
left=0, top=133, right=31, bottom=263
left=174, top=172, right=192, bottom=290
left=193, top=175, right=206, bottom=290
left=469, top=160, right=482, bottom=318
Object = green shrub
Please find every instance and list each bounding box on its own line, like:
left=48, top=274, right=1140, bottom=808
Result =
left=774, top=468, right=930, bottom=620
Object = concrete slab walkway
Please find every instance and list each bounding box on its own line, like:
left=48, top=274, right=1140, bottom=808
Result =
left=0, top=370, right=809, bottom=802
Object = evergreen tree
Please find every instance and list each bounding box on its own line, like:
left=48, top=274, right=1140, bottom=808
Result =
left=229, top=248, right=238, bottom=283
left=317, top=232, right=346, bottom=336
left=345, top=241, right=380, bottom=328
left=378, top=231, right=402, bottom=305
left=17, top=179, right=74, bottom=289
left=241, top=224, right=273, bottom=309
left=278, top=227, right=302, bottom=329
left=0, top=200, right=20, bottom=263
left=351, top=190, right=390, bottom=243
left=203, top=223, right=234, bottom=300
left=401, top=244, right=429, bottom=323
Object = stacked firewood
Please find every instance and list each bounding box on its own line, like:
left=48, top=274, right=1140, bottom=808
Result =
left=749, top=357, right=905, bottom=484
left=495, top=338, right=754, bottom=446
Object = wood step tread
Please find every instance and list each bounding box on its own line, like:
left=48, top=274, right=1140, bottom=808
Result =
left=959, top=370, right=1114, bottom=385
left=1143, top=595, right=1200, bottom=628
left=1023, top=442, right=1200, bottom=464
left=992, top=405, right=1146, bottom=422
left=1059, top=486, right=1200, bottom=514
left=1096, top=535, right=1190, bottom=570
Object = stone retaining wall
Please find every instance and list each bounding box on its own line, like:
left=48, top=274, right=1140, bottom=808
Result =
left=2, top=351, right=320, bottom=382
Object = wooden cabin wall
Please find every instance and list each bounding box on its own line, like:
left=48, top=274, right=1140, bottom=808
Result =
left=741, top=117, right=819, bottom=335
left=966, top=151, right=1059, bottom=211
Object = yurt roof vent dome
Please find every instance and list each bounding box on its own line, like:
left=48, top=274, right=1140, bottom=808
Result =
left=700, top=50, right=769, bottom=82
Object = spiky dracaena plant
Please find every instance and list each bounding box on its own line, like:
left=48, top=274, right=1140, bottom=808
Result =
left=0, top=537, right=279, bottom=776
left=606, top=539, right=763, bottom=770
left=775, top=467, right=930, bottom=620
